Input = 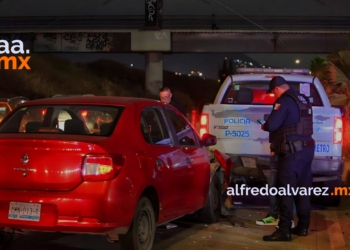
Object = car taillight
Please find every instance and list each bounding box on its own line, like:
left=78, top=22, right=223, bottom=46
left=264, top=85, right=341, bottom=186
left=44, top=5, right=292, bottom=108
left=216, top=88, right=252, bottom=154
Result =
left=334, top=117, right=343, bottom=144
left=82, top=154, right=123, bottom=181
left=200, top=113, right=209, bottom=137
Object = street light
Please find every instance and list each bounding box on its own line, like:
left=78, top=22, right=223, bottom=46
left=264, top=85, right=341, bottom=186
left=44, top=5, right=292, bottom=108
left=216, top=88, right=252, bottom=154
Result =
left=295, top=59, right=300, bottom=64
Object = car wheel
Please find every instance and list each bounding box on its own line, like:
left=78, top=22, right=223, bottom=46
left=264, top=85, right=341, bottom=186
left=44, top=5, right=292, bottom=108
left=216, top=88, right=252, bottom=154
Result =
left=119, top=197, right=156, bottom=250
left=198, top=172, right=222, bottom=223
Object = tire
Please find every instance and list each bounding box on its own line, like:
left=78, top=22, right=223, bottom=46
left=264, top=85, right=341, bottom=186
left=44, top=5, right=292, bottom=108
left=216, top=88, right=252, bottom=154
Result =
left=119, top=197, right=156, bottom=250
left=0, top=230, right=13, bottom=249
left=198, top=173, right=222, bottom=223
left=320, top=179, right=341, bottom=206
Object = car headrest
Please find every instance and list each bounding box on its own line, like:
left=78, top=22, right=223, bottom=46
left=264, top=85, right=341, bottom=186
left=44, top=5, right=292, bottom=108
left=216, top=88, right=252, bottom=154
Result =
left=234, top=88, right=253, bottom=104
left=64, top=119, right=86, bottom=134
left=25, top=121, right=42, bottom=133
left=100, top=123, right=112, bottom=135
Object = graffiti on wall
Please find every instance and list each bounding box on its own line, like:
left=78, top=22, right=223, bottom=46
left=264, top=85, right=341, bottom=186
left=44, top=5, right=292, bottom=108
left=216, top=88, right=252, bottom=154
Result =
left=62, top=33, right=86, bottom=52
left=32, top=33, right=115, bottom=52
left=63, top=33, right=84, bottom=44
left=86, top=33, right=113, bottom=51
left=34, top=33, right=60, bottom=52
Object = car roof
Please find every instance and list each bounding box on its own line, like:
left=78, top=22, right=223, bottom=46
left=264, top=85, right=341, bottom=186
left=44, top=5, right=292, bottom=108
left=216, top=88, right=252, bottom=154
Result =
left=19, top=96, right=162, bottom=107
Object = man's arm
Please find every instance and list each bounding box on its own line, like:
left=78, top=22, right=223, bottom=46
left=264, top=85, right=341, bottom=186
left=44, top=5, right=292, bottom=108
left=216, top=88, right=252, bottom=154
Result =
left=263, top=96, right=290, bottom=132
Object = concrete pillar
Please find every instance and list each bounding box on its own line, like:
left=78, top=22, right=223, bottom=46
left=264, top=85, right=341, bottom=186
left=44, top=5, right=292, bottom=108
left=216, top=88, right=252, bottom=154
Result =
left=145, top=52, right=163, bottom=95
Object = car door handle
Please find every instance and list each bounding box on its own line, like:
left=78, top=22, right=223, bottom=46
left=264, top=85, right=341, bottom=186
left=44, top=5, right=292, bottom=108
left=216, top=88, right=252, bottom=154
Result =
left=186, top=157, right=193, bottom=164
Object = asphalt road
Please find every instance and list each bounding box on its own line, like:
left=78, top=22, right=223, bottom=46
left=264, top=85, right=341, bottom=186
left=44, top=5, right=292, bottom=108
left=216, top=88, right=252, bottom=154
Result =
left=2, top=192, right=350, bottom=250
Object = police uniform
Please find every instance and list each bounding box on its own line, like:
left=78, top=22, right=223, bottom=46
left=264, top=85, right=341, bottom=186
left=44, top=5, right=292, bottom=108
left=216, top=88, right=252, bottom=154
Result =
left=268, top=135, right=278, bottom=219
left=262, top=76, right=315, bottom=241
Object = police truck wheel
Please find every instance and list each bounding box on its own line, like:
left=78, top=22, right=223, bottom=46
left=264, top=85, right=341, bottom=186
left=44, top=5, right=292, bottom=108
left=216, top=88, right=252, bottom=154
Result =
left=312, top=179, right=341, bottom=207
left=321, top=179, right=341, bottom=206
left=198, top=173, right=222, bottom=223
left=119, top=197, right=155, bottom=250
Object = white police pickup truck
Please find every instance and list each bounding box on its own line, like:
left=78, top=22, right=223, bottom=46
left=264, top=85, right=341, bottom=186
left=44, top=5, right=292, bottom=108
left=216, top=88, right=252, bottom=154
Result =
left=200, top=68, right=344, bottom=205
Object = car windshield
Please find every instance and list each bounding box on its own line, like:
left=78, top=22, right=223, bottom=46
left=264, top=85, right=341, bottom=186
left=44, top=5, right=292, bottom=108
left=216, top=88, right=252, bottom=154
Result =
left=222, top=81, right=323, bottom=106
left=0, top=105, right=123, bottom=136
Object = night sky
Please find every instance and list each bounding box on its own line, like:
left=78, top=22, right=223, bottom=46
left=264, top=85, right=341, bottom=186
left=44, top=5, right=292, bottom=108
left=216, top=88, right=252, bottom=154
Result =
left=57, top=52, right=326, bottom=80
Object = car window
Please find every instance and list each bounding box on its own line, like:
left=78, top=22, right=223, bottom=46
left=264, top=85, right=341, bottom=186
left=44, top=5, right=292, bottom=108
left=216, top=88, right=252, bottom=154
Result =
left=0, top=105, right=123, bottom=136
left=141, top=108, right=172, bottom=145
left=222, top=81, right=322, bottom=106
left=164, top=108, right=198, bottom=147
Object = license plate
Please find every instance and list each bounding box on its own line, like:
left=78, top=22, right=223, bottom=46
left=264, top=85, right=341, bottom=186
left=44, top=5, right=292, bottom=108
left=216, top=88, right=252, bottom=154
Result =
left=241, top=157, right=257, bottom=168
left=8, top=202, right=41, bottom=222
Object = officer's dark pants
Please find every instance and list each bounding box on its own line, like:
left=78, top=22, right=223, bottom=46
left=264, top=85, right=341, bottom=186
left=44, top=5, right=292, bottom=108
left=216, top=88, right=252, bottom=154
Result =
left=276, top=146, right=314, bottom=233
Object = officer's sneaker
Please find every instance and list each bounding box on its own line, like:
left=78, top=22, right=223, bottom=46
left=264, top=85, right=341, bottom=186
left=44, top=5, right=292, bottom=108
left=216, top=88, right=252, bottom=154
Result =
left=256, top=215, right=279, bottom=226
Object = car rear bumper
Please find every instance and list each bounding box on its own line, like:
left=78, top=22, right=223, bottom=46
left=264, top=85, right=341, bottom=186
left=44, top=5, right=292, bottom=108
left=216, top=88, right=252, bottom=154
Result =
left=227, top=154, right=344, bottom=182
left=0, top=217, right=129, bottom=234
left=0, top=182, right=135, bottom=234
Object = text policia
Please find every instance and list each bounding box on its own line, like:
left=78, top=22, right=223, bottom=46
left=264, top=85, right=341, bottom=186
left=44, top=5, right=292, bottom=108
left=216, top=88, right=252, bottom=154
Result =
left=0, top=40, right=31, bottom=70
left=227, top=184, right=349, bottom=197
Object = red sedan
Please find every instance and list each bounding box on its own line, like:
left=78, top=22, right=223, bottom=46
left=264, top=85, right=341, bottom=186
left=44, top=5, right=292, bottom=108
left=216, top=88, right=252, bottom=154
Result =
left=0, top=96, right=222, bottom=250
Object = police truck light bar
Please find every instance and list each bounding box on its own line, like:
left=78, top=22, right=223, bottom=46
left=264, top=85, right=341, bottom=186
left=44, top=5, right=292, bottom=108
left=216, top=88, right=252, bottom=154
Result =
left=237, top=68, right=311, bottom=75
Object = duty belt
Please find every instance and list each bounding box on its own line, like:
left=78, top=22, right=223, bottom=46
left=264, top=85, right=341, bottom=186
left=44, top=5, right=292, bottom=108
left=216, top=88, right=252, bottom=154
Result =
left=279, top=139, right=315, bottom=155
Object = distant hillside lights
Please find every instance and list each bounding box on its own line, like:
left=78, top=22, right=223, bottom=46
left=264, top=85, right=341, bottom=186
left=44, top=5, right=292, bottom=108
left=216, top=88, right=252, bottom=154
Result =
left=175, top=70, right=204, bottom=77
left=0, top=40, right=31, bottom=70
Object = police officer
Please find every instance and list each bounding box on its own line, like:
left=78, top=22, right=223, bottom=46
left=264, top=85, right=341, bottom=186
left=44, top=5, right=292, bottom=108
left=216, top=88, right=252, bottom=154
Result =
left=261, top=76, right=315, bottom=241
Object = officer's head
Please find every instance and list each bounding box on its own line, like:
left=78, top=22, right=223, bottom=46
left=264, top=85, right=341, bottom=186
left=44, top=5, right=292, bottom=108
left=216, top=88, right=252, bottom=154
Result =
left=266, top=76, right=290, bottom=98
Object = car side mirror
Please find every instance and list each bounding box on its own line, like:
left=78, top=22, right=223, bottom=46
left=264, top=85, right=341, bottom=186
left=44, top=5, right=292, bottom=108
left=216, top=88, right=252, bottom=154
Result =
left=179, top=136, right=195, bottom=146
left=201, top=133, right=217, bottom=146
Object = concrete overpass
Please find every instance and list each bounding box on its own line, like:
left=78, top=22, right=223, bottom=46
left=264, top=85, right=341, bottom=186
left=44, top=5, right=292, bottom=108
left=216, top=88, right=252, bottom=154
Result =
left=1, top=0, right=350, bottom=94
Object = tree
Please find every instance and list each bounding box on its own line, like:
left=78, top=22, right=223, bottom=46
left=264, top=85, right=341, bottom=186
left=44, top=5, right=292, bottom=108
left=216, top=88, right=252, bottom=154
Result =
left=325, top=50, right=350, bottom=108
left=309, top=48, right=350, bottom=157
left=318, top=49, right=350, bottom=157
left=309, top=56, right=327, bottom=83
